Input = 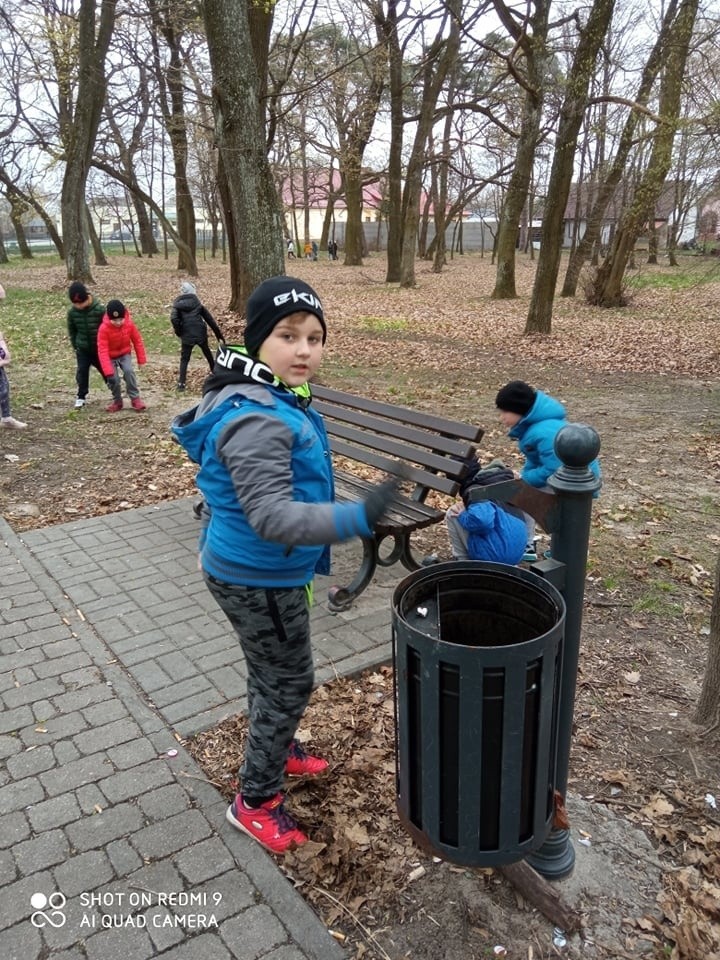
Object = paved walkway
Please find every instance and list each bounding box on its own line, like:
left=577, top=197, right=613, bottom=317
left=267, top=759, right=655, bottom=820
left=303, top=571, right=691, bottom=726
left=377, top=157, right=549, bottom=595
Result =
left=0, top=500, right=397, bottom=960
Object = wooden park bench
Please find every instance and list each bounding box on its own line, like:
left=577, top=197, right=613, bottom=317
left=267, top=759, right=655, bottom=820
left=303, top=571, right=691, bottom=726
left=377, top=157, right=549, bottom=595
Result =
left=311, top=384, right=484, bottom=611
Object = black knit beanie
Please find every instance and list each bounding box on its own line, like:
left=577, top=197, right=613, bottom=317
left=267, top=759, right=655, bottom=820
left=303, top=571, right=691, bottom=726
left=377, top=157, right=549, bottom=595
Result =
left=106, top=299, right=126, bottom=319
left=243, top=277, right=326, bottom=356
left=68, top=281, right=89, bottom=304
left=495, top=380, right=536, bottom=416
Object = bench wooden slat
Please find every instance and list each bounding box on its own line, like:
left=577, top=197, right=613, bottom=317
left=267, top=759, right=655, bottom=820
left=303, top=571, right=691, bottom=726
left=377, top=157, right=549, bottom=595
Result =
left=313, top=384, right=484, bottom=444
left=325, top=419, right=472, bottom=478
left=329, top=437, right=460, bottom=497
left=312, top=398, right=477, bottom=459
left=333, top=472, right=443, bottom=530
left=305, top=383, right=484, bottom=611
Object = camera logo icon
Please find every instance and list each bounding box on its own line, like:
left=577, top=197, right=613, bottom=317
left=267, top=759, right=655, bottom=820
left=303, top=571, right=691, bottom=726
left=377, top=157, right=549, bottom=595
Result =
left=30, top=892, right=67, bottom=928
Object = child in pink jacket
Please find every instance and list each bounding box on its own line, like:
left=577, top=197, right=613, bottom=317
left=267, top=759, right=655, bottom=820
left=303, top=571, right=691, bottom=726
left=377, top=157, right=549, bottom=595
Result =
left=97, top=299, right=147, bottom=412
left=0, top=284, right=27, bottom=429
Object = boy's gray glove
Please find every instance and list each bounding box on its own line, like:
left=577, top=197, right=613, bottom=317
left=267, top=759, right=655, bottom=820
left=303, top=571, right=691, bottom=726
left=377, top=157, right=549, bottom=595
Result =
left=363, top=478, right=399, bottom=528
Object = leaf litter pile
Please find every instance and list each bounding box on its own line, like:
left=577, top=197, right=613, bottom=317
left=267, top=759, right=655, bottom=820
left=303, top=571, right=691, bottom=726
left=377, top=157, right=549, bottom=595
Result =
left=2, top=254, right=719, bottom=958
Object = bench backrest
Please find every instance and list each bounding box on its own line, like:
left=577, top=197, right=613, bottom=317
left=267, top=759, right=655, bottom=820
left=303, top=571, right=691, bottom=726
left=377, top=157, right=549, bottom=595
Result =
left=311, top=384, right=484, bottom=499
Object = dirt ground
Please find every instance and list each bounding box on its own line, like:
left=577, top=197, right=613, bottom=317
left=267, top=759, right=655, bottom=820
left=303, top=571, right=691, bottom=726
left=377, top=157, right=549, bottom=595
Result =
left=1, top=254, right=719, bottom=959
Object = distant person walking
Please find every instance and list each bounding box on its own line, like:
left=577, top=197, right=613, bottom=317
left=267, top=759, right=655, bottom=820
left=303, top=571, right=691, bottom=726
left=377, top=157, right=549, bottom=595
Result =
left=287, top=238, right=296, bottom=259
left=170, top=282, right=224, bottom=391
left=66, top=281, right=111, bottom=410
left=97, top=299, right=147, bottom=412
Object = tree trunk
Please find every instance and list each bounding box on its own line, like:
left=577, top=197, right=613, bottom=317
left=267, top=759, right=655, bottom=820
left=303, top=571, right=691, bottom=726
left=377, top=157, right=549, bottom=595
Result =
left=525, top=0, right=616, bottom=334
left=560, top=0, right=679, bottom=298
left=399, top=1, right=461, bottom=289
left=693, top=552, right=720, bottom=728
left=203, top=0, right=284, bottom=312
left=592, top=0, right=698, bottom=307
left=377, top=0, right=404, bottom=283
left=60, top=0, right=117, bottom=283
left=491, top=0, right=550, bottom=300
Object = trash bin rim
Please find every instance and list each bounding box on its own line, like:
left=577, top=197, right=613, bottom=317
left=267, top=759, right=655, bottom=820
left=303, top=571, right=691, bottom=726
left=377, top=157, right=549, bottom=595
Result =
left=392, top=559, right=566, bottom=652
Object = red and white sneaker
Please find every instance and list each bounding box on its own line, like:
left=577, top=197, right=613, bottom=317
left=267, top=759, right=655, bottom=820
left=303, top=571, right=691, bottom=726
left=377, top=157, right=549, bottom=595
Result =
left=226, top=793, right=307, bottom=854
left=285, top=738, right=329, bottom=778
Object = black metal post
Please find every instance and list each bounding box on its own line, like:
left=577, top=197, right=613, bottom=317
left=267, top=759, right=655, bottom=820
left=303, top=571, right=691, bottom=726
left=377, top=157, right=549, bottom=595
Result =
left=468, top=422, right=601, bottom=879
left=524, top=423, right=601, bottom=879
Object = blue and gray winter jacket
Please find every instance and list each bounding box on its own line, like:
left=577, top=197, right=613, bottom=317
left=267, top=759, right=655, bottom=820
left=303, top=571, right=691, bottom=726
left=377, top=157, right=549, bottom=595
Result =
left=171, top=352, right=372, bottom=588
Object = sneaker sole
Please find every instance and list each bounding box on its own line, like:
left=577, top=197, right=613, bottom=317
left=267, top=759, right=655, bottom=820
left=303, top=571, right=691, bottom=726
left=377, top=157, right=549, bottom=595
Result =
left=286, top=765, right=329, bottom=779
left=225, top=805, right=305, bottom=854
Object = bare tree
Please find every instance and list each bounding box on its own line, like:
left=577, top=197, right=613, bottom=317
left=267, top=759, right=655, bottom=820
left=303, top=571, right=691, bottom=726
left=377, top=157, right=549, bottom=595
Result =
left=525, top=0, right=616, bottom=334
left=591, top=0, right=700, bottom=307
left=203, top=0, right=284, bottom=311
left=59, top=0, right=117, bottom=282
left=490, top=0, right=551, bottom=299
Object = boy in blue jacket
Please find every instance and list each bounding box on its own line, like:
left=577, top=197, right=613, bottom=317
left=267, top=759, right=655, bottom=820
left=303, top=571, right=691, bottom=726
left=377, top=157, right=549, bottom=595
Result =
left=172, top=276, right=395, bottom=855
left=495, top=380, right=601, bottom=552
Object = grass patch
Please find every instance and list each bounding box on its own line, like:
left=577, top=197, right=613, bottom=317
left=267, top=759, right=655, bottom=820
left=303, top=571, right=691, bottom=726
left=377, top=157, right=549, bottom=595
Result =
left=625, top=260, right=720, bottom=292
left=355, top=315, right=409, bottom=333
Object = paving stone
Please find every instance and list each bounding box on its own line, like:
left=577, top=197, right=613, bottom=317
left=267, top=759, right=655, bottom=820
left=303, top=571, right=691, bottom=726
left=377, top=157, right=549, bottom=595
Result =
left=3, top=676, right=65, bottom=708
left=43, top=637, right=86, bottom=659
left=81, top=918, right=157, bottom=960
left=20, top=710, right=87, bottom=747
left=0, top=846, right=18, bottom=884
left=73, top=717, right=142, bottom=755
left=0, top=921, right=43, bottom=960
left=0, top=645, right=48, bottom=671
left=174, top=837, right=235, bottom=885
left=98, top=758, right=175, bottom=804
left=206, top=664, right=248, bottom=699
left=138, top=783, right=190, bottom=821
left=51, top=683, right=113, bottom=714
left=11, top=665, right=37, bottom=685
left=54, top=849, right=115, bottom=898
left=131, top=809, right=213, bottom=859
left=0, top=811, right=31, bottom=848
left=0, top=868, right=55, bottom=931
left=65, top=802, right=144, bottom=851
left=27, top=793, right=82, bottom=832
left=13, top=828, right=70, bottom=875
left=0, top=775, right=45, bottom=813
left=144, top=906, right=187, bottom=952
left=32, top=699, right=56, bottom=722
left=0, top=704, right=34, bottom=735
left=60, top=665, right=101, bottom=689
left=155, top=932, right=233, bottom=960
left=6, top=743, right=56, bottom=779
left=80, top=698, right=128, bottom=727
left=218, top=904, right=288, bottom=959
left=263, top=947, right=308, bottom=960
left=34, top=651, right=92, bottom=679
left=127, top=660, right=173, bottom=692
left=161, top=687, right=225, bottom=724
left=106, top=737, right=158, bottom=770
left=0, top=733, right=23, bottom=759
left=76, top=783, right=108, bottom=815
left=183, top=869, right=256, bottom=922
left=105, top=839, right=143, bottom=877
left=154, top=651, right=198, bottom=682
left=53, top=740, right=81, bottom=765
left=38, top=750, right=112, bottom=796
left=148, top=675, right=215, bottom=709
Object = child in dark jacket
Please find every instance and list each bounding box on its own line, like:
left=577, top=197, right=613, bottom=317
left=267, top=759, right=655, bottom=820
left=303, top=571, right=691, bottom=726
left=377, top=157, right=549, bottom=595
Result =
left=172, top=275, right=396, bottom=855
left=445, top=459, right=526, bottom=563
left=170, top=282, right=223, bottom=391
left=67, top=281, right=110, bottom=409
left=97, top=300, right=147, bottom=412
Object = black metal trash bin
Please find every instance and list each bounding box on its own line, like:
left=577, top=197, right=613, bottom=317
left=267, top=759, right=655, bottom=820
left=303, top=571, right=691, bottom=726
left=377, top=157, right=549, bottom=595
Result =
left=393, top=561, right=566, bottom=868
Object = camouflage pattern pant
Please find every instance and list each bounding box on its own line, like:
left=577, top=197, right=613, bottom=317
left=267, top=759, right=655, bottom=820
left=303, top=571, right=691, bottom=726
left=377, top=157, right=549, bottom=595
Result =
left=205, top=575, right=313, bottom=800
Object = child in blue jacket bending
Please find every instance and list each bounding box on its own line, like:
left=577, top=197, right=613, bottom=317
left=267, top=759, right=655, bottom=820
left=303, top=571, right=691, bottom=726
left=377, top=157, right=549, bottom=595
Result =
left=446, top=459, right=527, bottom=564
